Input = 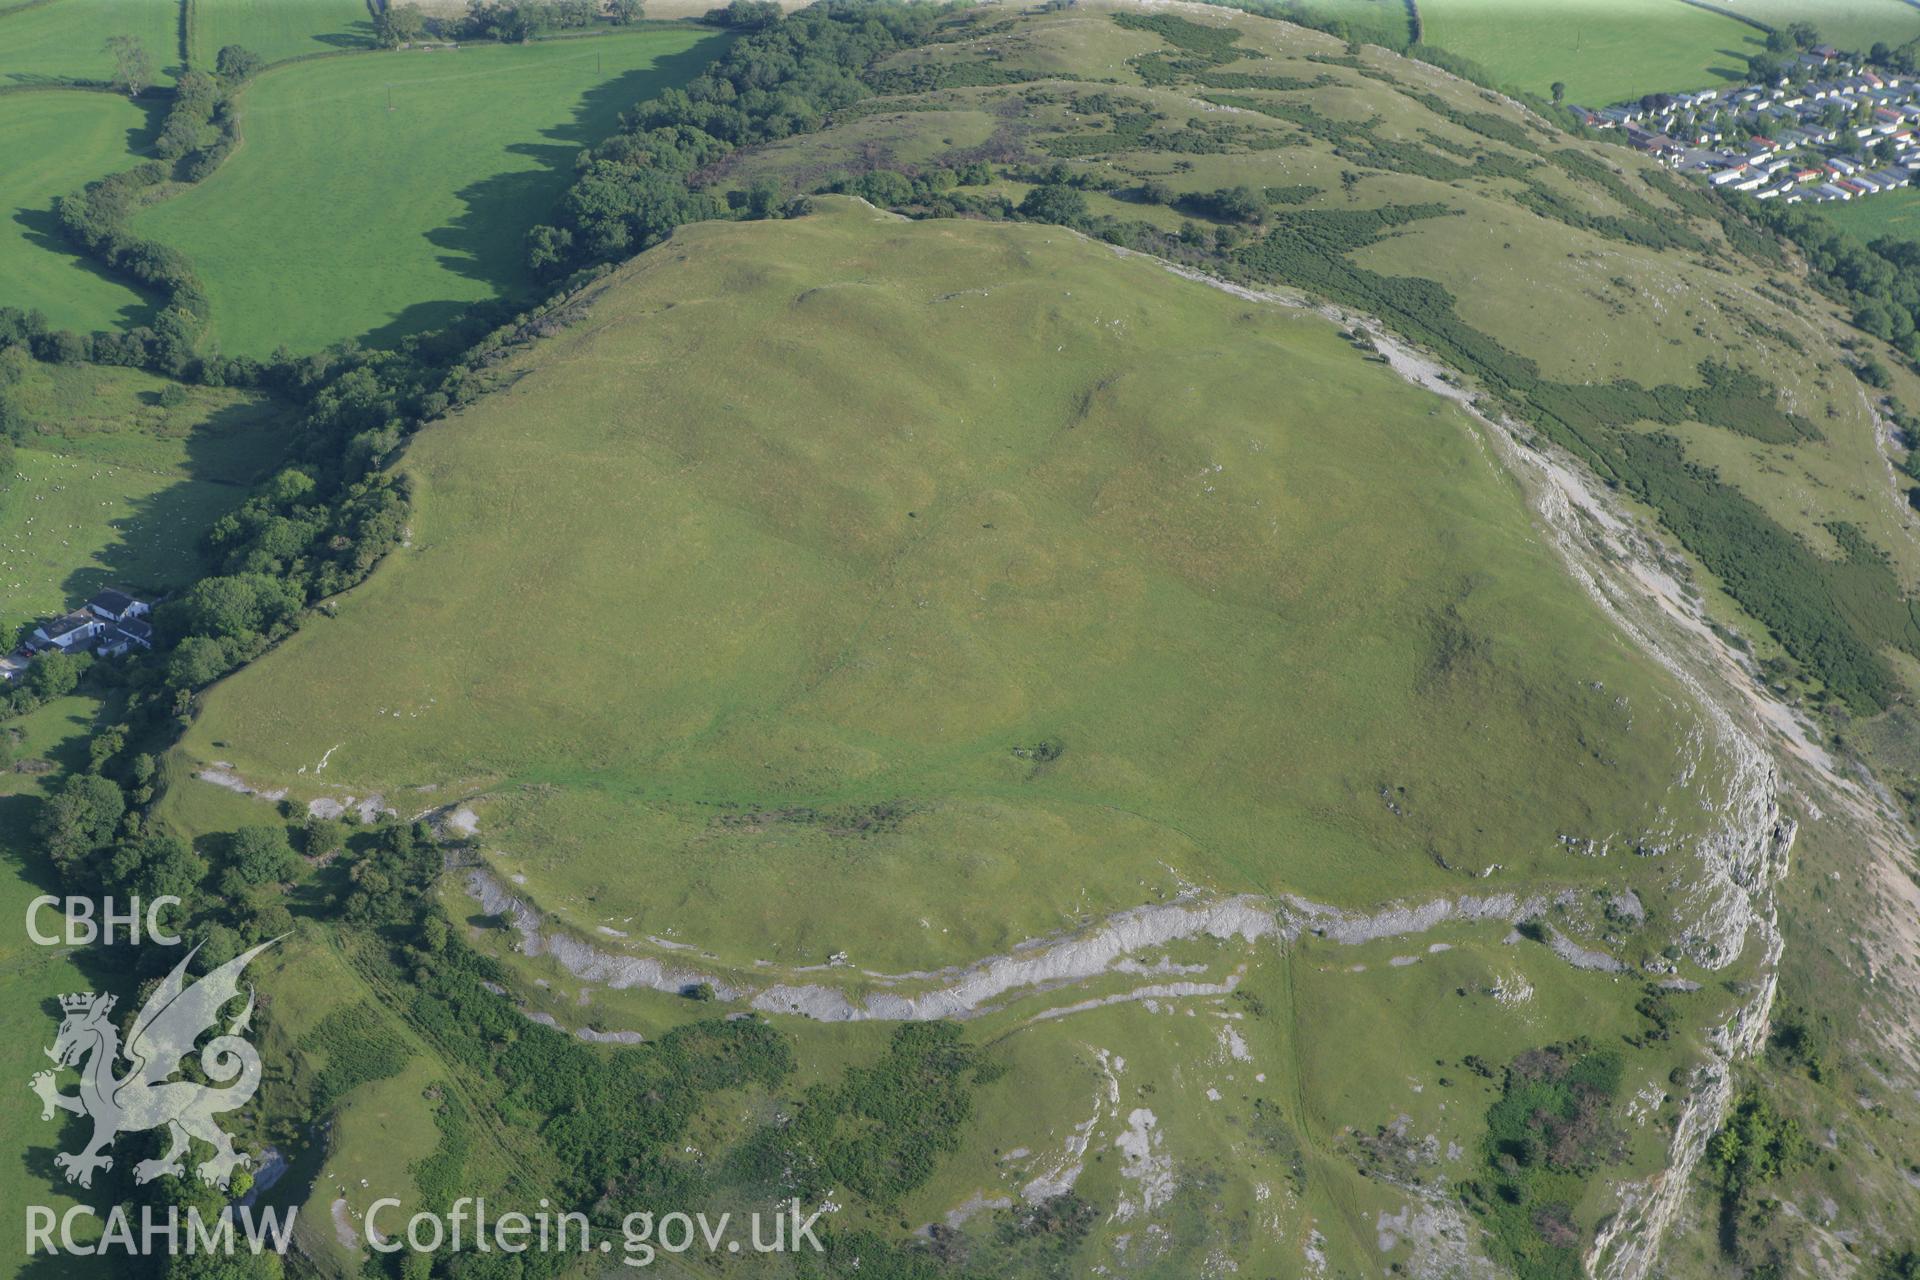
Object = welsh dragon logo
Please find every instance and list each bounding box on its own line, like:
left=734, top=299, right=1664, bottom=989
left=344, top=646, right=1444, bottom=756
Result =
left=29, top=939, right=278, bottom=1190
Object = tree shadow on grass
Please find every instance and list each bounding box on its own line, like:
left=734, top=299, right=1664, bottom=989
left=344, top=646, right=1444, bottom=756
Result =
left=10, top=205, right=160, bottom=329
left=354, top=297, right=491, bottom=350
left=49, top=395, right=296, bottom=612
left=355, top=33, right=728, bottom=352
left=3, top=92, right=167, bottom=330
left=1702, top=31, right=1768, bottom=81
left=312, top=20, right=377, bottom=51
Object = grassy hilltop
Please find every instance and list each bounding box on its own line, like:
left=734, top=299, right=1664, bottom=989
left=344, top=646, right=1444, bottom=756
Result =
left=169, top=195, right=1764, bottom=1278
left=162, top=5, right=1920, bottom=1274
left=3, top=2, right=1918, bottom=1278
left=182, top=199, right=1725, bottom=965
left=714, top=2, right=1920, bottom=727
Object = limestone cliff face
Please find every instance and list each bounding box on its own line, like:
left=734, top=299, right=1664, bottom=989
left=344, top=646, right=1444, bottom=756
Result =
left=1338, top=297, right=1811, bottom=1280
left=1590, top=815, right=1794, bottom=1280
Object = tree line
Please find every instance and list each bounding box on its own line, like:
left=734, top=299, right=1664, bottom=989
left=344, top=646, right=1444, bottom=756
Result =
left=43, top=42, right=263, bottom=377
left=375, top=0, right=649, bottom=48
left=526, top=0, right=947, bottom=274
left=1743, top=195, right=1920, bottom=365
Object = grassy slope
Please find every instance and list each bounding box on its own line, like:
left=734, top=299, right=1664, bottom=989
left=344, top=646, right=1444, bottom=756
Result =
left=0, top=0, right=183, bottom=85
left=120, top=9, right=1865, bottom=1276
left=134, top=28, right=726, bottom=357
left=182, top=200, right=1719, bottom=972
left=732, top=2, right=1920, bottom=644
left=189, top=0, right=374, bottom=67
left=168, top=197, right=1743, bottom=1274
left=141, top=762, right=527, bottom=1280
left=0, top=91, right=158, bottom=332
left=1418, top=0, right=1760, bottom=104
left=0, top=363, right=289, bottom=638
left=906, top=931, right=1712, bottom=1276
left=697, top=6, right=1920, bottom=1270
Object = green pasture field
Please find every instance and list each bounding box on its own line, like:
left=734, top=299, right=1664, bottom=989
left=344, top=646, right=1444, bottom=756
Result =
left=134, top=27, right=727, bottom=357
left=1713, top=0, right=1920, bottom=52
left=182, top=200, right=1725, bottom=973
left=0, top=0, right=182, bottom=86
left=1418, top=0, right=1759, bottom=105
left=188, top=0, right=374, bottom=67
left=1810, top=185, right=1920, bottom=245
left=0, top=362, right=289, bottom=638
left=0, top=91, right=158, bottom=332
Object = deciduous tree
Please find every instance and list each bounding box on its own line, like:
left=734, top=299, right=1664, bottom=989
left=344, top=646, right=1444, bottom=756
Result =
left=103, top=34, right=153, bottom=96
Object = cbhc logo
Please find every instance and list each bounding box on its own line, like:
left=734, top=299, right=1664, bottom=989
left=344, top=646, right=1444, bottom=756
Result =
left=26, top=897, right=184, bottom=947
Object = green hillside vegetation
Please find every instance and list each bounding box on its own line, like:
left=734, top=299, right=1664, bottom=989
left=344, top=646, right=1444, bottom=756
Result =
left=132, top=27, right=724, bottom=356
left=3, top=4, right=1914, bottom=1278
left=163, top=194, right=1747, bottom=1273
left=188, top=0, right=375, bottom=67
left=0, top=359, right=289, bottom=637
left=1416, top=0, right=1759, bottom=105
left=708, top=2, right=1920, bottom=719
left=182, top=200, right=1725, bottom=969
left=0, top=0, right=182, bottom=86
left=444, top=790, right=1737, bottom=1276
left=0, top=92, right=159, bottom=332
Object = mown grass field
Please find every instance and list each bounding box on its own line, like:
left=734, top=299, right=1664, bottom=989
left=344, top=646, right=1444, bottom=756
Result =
left=1419, top=0, right=1759, bottom=104
left=0, top=363, right=288, bottom=638
left=135, top=28, right=726, bottom=357
left=188, top=0, right=374, bottom=67
left=0, top=0, right=182, bottom=86
left=184, top=200, right=1721, bottom=971
left=0, top=91, right=158, bottom=332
